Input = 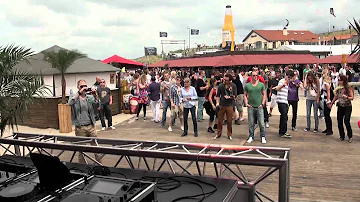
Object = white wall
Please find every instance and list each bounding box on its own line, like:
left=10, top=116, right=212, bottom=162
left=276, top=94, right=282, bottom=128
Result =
left=43, top=72, right=117, bottom=97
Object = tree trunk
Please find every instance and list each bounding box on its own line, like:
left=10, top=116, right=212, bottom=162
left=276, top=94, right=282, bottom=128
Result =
left=61, top=74, right=66, bottom=104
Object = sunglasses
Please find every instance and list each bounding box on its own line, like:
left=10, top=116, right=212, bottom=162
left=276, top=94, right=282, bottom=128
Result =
left=80, top=85, right=87, bottom=88
left=252, top=75, right=258, bottom=77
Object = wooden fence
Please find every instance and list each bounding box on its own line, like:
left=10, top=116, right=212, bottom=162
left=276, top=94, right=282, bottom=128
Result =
left=17, top=89, right=121, bottom=129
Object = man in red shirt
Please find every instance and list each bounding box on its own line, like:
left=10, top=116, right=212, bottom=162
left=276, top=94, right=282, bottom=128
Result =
left=246, top=67, right=265, bottom=84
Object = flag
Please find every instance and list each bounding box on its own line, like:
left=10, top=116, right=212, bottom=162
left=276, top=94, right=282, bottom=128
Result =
left=144, top=47, right=157, bottom=56
left=191, top=29, right=199, bottom=35
left=330, top=8, right=336, bottom=17
left=159, top=32, right=168, bottom=37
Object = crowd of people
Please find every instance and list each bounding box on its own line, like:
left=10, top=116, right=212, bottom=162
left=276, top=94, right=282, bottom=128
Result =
left=122, top=64, right=356, bottom=144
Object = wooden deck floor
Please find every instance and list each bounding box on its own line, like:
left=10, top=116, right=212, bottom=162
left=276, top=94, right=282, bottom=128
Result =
left=95, top=114, right=360, bottom=202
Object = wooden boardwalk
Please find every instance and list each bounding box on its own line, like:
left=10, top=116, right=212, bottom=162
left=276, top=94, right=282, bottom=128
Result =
left=96, top=114, right=360, bottom=202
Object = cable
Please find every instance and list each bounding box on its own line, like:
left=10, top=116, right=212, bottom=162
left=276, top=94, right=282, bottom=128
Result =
left=169, top=176, right=217, bottom=202
left=139, top=176, right=181, bottom=192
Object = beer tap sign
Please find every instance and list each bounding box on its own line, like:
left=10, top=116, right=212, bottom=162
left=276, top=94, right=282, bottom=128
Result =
left=221, top=5, right=235, bottom=51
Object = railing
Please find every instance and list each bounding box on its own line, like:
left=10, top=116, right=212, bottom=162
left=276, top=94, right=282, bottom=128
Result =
left=0, top=132, right=290, bottom=202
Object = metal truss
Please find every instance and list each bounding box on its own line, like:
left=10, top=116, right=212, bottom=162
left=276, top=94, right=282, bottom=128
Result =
left=0, top=132, right=290, bottom=202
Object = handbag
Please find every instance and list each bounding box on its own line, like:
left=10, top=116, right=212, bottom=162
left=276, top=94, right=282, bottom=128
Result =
left=309, top=87, right=317, bottom=97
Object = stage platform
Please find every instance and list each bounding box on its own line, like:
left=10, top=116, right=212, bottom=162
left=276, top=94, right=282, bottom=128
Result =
left=0, top=155, right=247, bottom=202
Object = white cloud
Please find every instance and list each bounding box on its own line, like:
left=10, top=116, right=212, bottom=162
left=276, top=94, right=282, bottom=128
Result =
left=0, top=0, right=358, bottom=60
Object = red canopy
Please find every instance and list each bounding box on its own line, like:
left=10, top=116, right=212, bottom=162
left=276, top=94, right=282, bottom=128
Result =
left=102, top=55, right=144, bottom=66
left=320, top=54, right=359, bottom=64
left=148, top=53, right=320, bottom=68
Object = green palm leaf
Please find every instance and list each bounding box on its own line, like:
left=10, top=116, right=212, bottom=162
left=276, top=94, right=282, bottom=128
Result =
left=42, top=49, right=87, bottom=103
left=348, top=18, right=360, bottom=62
left=0, top=45, right=51, bottom=136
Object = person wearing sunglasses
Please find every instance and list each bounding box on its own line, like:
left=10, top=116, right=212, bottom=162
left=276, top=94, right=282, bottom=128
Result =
left=97, top=79, right=114, bottom=131
left=68, top=79, right=102, bottom=164
left=244, top=71, right=267, bottom=144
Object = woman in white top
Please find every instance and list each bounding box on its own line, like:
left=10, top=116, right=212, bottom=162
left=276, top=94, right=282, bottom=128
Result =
left=321, top=69, right=334, bottom=135
left=180, top=78, right=198, bottom=137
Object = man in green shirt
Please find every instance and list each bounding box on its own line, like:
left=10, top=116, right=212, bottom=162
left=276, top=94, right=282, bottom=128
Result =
left=244, top=71, right=267, bottom=144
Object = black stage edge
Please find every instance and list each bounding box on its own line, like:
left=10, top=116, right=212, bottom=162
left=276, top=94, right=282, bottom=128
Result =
left=0, top=155, right=248, bottom=202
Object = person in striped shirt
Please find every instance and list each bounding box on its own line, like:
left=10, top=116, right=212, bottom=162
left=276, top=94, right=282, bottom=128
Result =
left=273, top=70, right=296, bottom=138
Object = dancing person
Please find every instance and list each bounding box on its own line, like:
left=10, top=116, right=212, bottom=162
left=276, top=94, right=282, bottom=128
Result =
left=321, top=69, right=334, bottom=135
left=148, top=77, right=161, bottom=123
left=244, top=71, right=267, bottom=144
left=268, top=70, right=281, bottom=117
left=273, top=70, right=296, bottom=138
left=97, top=79, right=114, bottom=130
left=196, top=70, right=208, bottom=122
left=303, top=64, right=311, bottom=97
left=329, top=75, right=354, bottom=142
left=135, top=74, right=149, bottom=120
left=180, top=78, right=198, bottom=137
left=169, top=77, right=184, bottom=132
left=213, top=74, right=237, bottom=140
left=204, top=77, right=220, bottom=133
left=160, top=72, right=173, bottom=127
left=68, top=79, right=102, bottom=164
left=304, top=72, right=320, bottom=133
left=232, top=71, right=244, bottom=125
left=287, top=71, right=303, bottom=132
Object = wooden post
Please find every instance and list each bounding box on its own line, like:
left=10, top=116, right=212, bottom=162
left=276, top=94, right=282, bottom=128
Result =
left=58, top=104, right=72, bottom=133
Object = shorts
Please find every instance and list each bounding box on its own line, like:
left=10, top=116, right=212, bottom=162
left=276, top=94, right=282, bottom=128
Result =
left=236, top=94, right=244, bottom=113
left=171, top=105, right=183, bottom=119
left=270, top=94, right=277, bottom=109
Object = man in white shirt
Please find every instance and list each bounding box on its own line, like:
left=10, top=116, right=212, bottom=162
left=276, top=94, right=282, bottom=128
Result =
left=339, top=64, right=347, bottom=76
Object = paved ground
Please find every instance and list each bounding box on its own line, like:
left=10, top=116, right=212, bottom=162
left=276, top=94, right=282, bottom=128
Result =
left=97, top=109, right=360, bottom=202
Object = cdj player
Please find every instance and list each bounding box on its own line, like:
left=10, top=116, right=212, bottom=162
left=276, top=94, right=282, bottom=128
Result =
left=46, top=175, right=157, bottom=202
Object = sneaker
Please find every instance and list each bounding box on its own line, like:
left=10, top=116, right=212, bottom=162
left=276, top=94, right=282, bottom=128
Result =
left=348, top=138, right=353, bottom=143
left=194, top=133, right=198, bottom=137
left=265, top=122, right=270, bottom=128
left=181, top=126, right=184, bottom=131
left=268, top=113, right=272, bottom=117
left=304, top=128, right=309, bottom=132
left=314, top=129, right=318, bottom=133
left=213, top=135, right=220, bottom=140
left=234, top=120, right=241, bottom=125
left=326, top=131, right=333, bottom=136
left=261, top=137, right=267, bottom=144
left=135, top=117, right=139, bottom=120
left=320, top=117, right=325, bottom=120
left=101, top=127, right=106, bottom=131
left=292, top=127, right=297, bottom=132
left=280, top=133, right=292, bottom=138
left=322, top=130, right=328, bottom=134
left=246, top=137, right=254, bottom=143
left=168, top=127, right=173, bottom=132
left=143, top=117, right=147, bottom=120
left=339, top=138, right=344, bottom=141
left=228, top=136, right=232, bottom=140
left=239, top=117, right=245, bottom=122
left=207, top=127, right=215, bottom=133
left=109, top=126, right=115, bottom=130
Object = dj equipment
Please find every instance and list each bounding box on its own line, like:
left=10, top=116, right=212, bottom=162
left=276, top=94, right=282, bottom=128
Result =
left=49, top=175, right=156, bottom=202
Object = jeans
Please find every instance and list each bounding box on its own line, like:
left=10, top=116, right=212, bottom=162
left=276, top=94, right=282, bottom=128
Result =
left=161, top=100, right=175, bottom=126
left=278, top=103, right=289, bottom=135
left=337, top=106, right=352, bottom=139
left=183, top=106, right=197, bottom=134
left=323, top=101, right=332, bottom=132
left=217, top=106, right=233, bottom=137
left=197, top=97, right=205, bottom=121
left=100, top=103, right=112, bottom=128
left=319, top=98, right=324, bottom=117
left=150, top=100, right=161, bottom=122
left=248, top=107, right=266, bottom=138
left=306, top=99, right=319, bottom=130
left=288, top=101, right=298, bottom=128
left=137, top=103, right=147, bottom=117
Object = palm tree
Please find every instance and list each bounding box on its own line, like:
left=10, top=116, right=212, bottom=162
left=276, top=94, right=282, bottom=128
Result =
left=0, top=45, right=50, bottom=136
left=349, top=18, right=360, bottom=61
left=43, top=49, right=87, bottom=104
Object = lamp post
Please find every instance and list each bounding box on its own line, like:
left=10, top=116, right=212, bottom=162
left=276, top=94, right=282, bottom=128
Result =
left=187, top=27, right=191, bottom=51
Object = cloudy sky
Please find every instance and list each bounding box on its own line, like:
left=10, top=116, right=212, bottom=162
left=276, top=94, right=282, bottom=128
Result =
left=0, top=0, right=358, bottom=60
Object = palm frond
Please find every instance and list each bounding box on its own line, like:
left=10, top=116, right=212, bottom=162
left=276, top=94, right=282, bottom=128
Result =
left=348, top=18, right=360, bottom=62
